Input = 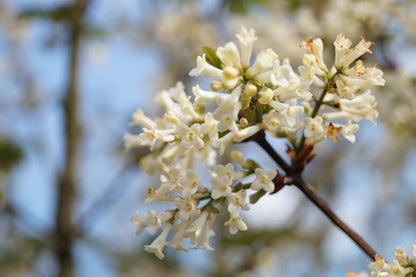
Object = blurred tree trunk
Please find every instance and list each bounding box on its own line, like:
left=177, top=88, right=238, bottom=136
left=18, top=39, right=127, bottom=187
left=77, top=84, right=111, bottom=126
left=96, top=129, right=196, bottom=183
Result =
left=54, top=1, right=88, bottom=276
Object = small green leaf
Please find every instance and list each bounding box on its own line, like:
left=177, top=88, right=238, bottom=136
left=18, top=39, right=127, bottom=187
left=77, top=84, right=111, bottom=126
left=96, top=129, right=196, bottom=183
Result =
left=202, top=46, right=223, bottom=69
left=0, top=138, right=23, bottom=171
left=243, top=159, right=260, bottom=171
left=18, top=7, right=71, bottom=23
left=250, top=189, right=266, bottom=204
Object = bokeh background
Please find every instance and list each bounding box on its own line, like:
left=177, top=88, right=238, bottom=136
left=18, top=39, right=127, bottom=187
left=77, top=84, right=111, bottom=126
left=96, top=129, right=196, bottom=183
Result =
left=1, top=0, right=415, bottom=276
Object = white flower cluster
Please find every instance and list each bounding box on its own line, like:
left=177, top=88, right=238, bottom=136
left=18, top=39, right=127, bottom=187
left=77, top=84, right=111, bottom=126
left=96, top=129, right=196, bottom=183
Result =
left=125, top=28, right=385, bottom=259
left=345, top=241, right=416, bottom=277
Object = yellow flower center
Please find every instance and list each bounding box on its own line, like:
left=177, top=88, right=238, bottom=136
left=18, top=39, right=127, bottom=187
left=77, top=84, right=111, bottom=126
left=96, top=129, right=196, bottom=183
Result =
left=186, top=131, right=196, bottom=141
left=271, top=118, right=280, bottom=127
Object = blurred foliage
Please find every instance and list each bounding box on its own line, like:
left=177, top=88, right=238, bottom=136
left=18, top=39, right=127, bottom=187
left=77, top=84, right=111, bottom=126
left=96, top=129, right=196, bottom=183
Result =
left=0, top=137, right=23, bottom=172
left=18, top=6, right=73, bottom=23
left=224, top=0, right=270, bottom=13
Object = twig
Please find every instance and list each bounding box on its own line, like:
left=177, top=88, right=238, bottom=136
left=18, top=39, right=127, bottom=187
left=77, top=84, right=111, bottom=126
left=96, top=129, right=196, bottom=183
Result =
left=253, top=134, right=378, bottom=261
left=291, top=176, right=377, bottom=260
left=54, top=1, right=89, bottom=276
left=250, top=131, right=292, bottom=174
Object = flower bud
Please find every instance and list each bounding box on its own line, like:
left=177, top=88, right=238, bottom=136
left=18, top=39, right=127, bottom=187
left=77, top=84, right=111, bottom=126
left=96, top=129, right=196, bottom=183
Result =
left=245, top=83, right=257, bottom=97
left=210, top=81, right=223, bottom=91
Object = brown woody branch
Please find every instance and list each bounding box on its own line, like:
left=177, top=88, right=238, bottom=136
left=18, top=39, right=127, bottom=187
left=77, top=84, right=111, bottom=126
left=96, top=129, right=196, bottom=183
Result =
left=54, top=1, right=89, bottom=276
left=252, top=131, right=378, bottom=261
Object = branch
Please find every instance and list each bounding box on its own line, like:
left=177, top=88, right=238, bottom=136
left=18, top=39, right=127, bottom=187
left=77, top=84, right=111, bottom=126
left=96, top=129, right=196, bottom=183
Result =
left=251, top=130, right=292, bottom=174
left=54, top=1, right=89, bottom=276
left=254, top=134, right=378, bottom=261
left=291, top=176, right=377, bottom=260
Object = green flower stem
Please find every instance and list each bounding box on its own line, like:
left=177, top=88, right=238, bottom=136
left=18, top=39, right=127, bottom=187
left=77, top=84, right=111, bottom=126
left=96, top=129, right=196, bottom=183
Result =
left=296, top=73, right=337, bottom=159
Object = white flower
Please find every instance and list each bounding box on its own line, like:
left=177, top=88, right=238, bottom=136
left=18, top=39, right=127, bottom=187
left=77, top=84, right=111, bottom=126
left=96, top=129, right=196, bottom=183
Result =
left=300, top=37, right=327, bottom=74
left=125, top=128, right=175, bottom=151
left=322, top=92, right=378, bottom=124
left=412, top=240, right=416, bottom=261
left=233, top=125, right=262, bottom=142
left=336, top=79, right=359, bottom=99
left=218, top=42, right=241, bottom=69
left=193, top=85, right=225, bottom=104
left=334, top=34, right=373, bottom=69
left=164, top=110, right=180, bottom=125
left=219, top=66, right=242, bottom=90
left=130, top=211, right=146, bottom=235
left=394, top=247, right=408, bottom=265
left=179, top=169, right=202, bottom=197
left=191, top=213, right=216, bottom=251
left=341, top=92, right=379, bottom=123
left=212, top=163, right=236, bottom=180
left=385, top=260, right=412, bottom=276
left=185, top=211, right=209, bottom=245
left=144, top=188, right=175, bottom=204
left=344, top=60, right=385, bottom=87
left=298, top=64, right=315, bottom=83
left=224, top=214, right=248, bottom=235
left=144, top=210, right=163, bottom=236
left=251, top=168, right=277, bottom=193
left=176, top=123, right=204, bottom=149
left=214, top=87, right=242, bottom=132
left=124, top=133, right=143, bottom=149
left=236, top=27, right=257, bottom=67
left=201, top=112, right=219, bottom=140
left=168, top=221, right=188, bottom=252
left=369, top=254, right=387, bottom=274
left=344, top=270, right=369, bottom=277
left=130, top=109, right=156, bottom=128
left=303, top=53, right=325, bottom=76
left=274, top=101, right=304, bottom=132
left=304, top=116, right=325, bottom=138
left=175, top=197, right=201, bottom=222
left=265, top=101, right=304, bottom=135
left=144, top=223, right=172, bottom=260
left=212, top=131, right=234, bottom=155
left=210, top=175, right=232, bottom=199
left=269, top=100, right=289, bottom=112
left=158, top=173, right=180, bottom=193
left=262, top=110, right=282, bottom=132
left=246, top=48, right=278, bottom=77
left=227, top=190, right=250, bottom=215
left=189, top=53, right=223, bottom=78
left=255, top=59, right=282, bottom=85
left=341, top=120, right=359, bottom=143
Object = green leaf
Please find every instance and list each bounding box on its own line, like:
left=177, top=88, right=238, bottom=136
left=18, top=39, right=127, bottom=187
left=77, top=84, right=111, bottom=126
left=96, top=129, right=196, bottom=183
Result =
left=18, top=7, right=71, bottom=23
left=0, top=138, right=23, bottom=171
left=226, top=0, right=270, bottom=14
left=202, top=46, right=223, bottom=69
left=250, top=189, right=266, bottom=204
left=243, top=159, right=260, bottom=170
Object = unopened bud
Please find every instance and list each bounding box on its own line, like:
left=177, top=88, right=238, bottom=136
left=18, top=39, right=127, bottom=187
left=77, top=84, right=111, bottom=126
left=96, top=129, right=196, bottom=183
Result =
left=231, top=151, right=246, bottom=165
left=239, top=117, right=249, bottom=127
left=210, top=81, right=223, bottom=91
left=164, top=111, right=180, bottom=125
left=259, top=88, right=273, bottom=104
left=223, top=66, right=240, bottom=79
left=245, top=83, right=257, bottom=97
